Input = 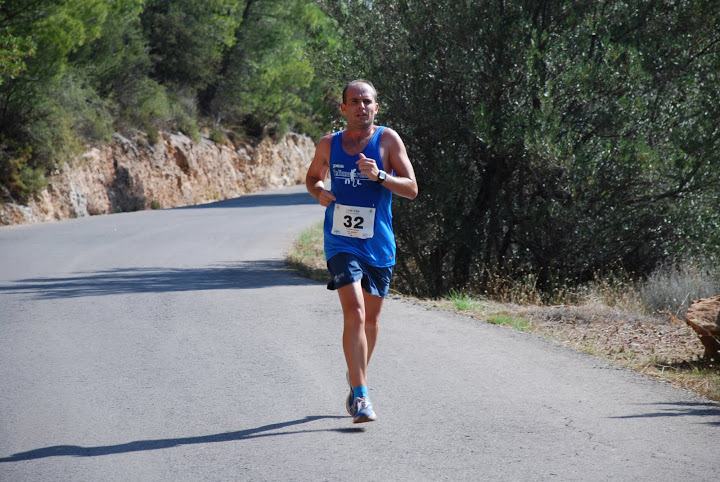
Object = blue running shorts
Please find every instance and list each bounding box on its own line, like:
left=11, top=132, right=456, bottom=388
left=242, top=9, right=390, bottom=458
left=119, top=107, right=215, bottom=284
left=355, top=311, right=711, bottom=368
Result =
left=326, top=253, right=394, bottom=298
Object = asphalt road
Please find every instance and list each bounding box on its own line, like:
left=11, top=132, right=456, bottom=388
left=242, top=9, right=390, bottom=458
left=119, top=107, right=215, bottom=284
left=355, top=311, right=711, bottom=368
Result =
left=1, top=185, right=718, bottom=481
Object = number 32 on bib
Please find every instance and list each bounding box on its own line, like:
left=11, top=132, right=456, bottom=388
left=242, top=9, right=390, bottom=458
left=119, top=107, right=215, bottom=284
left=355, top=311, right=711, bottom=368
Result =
left=332, top=204, right=375, bottom=239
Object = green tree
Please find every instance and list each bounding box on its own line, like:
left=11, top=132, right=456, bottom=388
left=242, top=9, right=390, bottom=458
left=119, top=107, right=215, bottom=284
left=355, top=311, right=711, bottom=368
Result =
left=209, top=0, right=340, bottom=138
left=320, top=0, right=720, bottom=297
left=70, top=0, right=173, bottom=135
left=0, top=29, right=35, bottom=86
left=141, top=0, right=241, bottom=92
left=0, top=0, right=111, bottom=200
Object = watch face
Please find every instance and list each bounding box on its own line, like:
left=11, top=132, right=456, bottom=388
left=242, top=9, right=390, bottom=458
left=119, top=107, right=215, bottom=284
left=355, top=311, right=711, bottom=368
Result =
left=378, top=171, right=386, bottom=182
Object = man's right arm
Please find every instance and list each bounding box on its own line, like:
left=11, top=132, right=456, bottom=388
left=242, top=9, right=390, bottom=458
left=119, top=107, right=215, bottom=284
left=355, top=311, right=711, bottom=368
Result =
left=306, top=135, right=336, bottom=207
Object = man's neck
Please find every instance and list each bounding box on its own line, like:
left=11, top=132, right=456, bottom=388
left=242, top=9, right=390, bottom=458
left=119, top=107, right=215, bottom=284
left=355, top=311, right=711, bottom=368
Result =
left=344, top=124, right=376, bottom=141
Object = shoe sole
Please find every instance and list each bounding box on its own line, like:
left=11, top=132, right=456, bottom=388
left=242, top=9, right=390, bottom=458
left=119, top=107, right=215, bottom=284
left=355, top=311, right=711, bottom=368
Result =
left=353, top=411, right=377, bottom=423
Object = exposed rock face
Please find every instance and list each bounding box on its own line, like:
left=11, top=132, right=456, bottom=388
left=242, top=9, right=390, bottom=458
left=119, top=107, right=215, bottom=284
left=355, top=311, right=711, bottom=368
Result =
left=685, top=295, right=720, bottom=360
left=0, top=131, right=315, bottom=225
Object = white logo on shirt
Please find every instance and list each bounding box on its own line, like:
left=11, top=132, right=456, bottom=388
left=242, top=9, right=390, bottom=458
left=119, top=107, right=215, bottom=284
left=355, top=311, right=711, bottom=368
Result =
left=333, top=166, right=368, bottom=188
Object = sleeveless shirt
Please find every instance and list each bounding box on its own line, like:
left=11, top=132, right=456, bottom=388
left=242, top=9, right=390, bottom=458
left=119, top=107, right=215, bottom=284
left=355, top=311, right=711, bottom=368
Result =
left=323, top=126, right=395, bottom=267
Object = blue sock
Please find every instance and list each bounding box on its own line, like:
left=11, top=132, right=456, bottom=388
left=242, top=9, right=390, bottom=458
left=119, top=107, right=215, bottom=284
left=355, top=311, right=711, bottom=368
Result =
left=352, top=385, right=369, bottom=399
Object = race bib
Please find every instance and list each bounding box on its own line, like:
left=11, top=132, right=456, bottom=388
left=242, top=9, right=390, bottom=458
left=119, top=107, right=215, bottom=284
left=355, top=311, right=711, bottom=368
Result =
left=332, top=204, right=375, bottom=239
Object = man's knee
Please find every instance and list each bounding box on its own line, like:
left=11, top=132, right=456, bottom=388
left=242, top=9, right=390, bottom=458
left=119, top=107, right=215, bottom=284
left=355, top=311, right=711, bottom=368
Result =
left=364, top=313, right=379, bottom=329
left=342, top=304, right=365, bottom=326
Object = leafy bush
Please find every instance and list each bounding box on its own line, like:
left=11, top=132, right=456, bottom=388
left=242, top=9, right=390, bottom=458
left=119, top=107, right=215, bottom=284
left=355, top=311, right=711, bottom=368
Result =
left=0, top=143, right=46, bottom=201
left=120, top=78, right=172, bottom=131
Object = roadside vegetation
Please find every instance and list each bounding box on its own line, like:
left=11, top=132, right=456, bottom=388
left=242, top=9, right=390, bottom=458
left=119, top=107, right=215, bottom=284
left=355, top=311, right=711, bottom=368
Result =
left=287, top=223, right=720, bottom=402
left=0, top=0, right=342, bottom=202
left=285, top=222, right=326, bottom=283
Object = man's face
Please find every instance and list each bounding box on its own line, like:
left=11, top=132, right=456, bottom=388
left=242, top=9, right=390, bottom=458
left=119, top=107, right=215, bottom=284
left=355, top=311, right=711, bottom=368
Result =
left=341, top=83, right=379, bottom=129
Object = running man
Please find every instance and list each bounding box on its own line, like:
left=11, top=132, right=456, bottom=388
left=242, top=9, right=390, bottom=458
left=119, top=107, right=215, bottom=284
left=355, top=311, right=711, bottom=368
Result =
left=306, top=79, right=418, bottom=423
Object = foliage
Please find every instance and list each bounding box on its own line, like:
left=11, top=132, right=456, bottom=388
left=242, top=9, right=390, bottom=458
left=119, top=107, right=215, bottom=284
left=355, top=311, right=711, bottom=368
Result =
left=286, top=221, right=327, bottom=282
left=487, top=314, right=532, bottom=332
left=0, top=141, right=45, bottom=199
left=141, top=0, right=241, bottom=92
left=0, top=0, right=111, bottom=200
left=0, top=27, right=35, bottom=86
left=444, top=289, right=477, bottom=311
left=72, top=0, right=163, bottom=132
left=0, top=0, right=341, bottom=201
left=320, top=0, right=720, bottom=298
left=208, top=0, right=341, bottom=139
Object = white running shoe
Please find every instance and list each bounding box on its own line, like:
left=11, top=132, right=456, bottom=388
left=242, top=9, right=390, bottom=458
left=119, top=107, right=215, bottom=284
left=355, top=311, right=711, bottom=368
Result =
left=352, top=396, right=377, bottom=423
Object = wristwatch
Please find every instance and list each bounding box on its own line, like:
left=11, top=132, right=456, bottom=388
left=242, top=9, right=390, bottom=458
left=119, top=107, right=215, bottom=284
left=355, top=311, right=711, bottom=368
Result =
left=376, top=170, right=387, bottom=184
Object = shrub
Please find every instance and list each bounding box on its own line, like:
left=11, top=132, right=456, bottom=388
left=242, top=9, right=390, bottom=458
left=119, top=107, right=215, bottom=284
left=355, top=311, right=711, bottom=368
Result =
left=0, top=143, right=47, bottom=201
left=210, top=128, right=223, bottom=144
left=639, top=258, right=720, bottom=317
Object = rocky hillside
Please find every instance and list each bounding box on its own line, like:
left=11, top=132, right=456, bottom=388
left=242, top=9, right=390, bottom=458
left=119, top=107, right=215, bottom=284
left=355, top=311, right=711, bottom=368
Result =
left=0, top=130, right=315, bottom=226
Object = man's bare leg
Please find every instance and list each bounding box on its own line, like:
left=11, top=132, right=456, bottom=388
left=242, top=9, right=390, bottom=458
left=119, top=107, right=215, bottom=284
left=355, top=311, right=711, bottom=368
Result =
left=363, top=289, right=384, bottom=367
left=338, top=282, right=386, bottom=385
left=338, top=280, right=382, bottom=423
left=337, top=281, right=368, bottom=388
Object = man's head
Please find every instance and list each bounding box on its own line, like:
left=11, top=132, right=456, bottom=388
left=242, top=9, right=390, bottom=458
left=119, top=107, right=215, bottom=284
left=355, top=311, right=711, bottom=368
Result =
left=342, top=79, right=377, bottom=104
left=341, top=80, right=379, bottom=129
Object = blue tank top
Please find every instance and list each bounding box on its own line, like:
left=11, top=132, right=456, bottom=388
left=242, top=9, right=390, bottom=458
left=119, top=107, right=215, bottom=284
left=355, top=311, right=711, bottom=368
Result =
left=323, top=126, right=395, bottom=267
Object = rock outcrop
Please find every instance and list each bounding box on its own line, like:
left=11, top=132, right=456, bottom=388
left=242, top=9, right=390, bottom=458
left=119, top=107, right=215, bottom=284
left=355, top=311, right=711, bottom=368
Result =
left=685, top=295, right=720, bottom=360
left=0, top=130, right=315, bottom=225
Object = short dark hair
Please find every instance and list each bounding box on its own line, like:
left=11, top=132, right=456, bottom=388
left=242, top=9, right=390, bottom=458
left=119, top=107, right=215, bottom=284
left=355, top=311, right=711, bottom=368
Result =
left=342, top=79, right=377, bottom=104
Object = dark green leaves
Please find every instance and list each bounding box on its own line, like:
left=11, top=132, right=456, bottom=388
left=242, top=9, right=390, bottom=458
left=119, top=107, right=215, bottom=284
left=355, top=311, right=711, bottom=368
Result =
left=321, top=0, right=720, bottom=297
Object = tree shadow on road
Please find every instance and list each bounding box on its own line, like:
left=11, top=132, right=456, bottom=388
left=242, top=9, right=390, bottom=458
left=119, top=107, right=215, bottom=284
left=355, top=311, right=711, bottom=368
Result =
left=610, top=401, right=720, bottom=426
left=0, top=415, right=361, bottom=463
left=0, top=259, right=321, bottom=300
left=176, top=190, right=317, bottom=210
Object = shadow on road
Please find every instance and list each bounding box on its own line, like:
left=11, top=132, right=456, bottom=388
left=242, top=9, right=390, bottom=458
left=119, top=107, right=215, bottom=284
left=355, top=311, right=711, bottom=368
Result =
left=610, top=401, right=720, bottom=426
left=176, top=190, right=317, bottom=210
left=0, top=415, right=355, bottom=463
left=0, top=259, right=321, bottom=300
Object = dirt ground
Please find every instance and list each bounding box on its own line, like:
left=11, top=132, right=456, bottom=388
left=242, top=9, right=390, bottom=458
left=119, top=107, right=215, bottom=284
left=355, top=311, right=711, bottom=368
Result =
left=520, top=304, right=704, bottom=365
